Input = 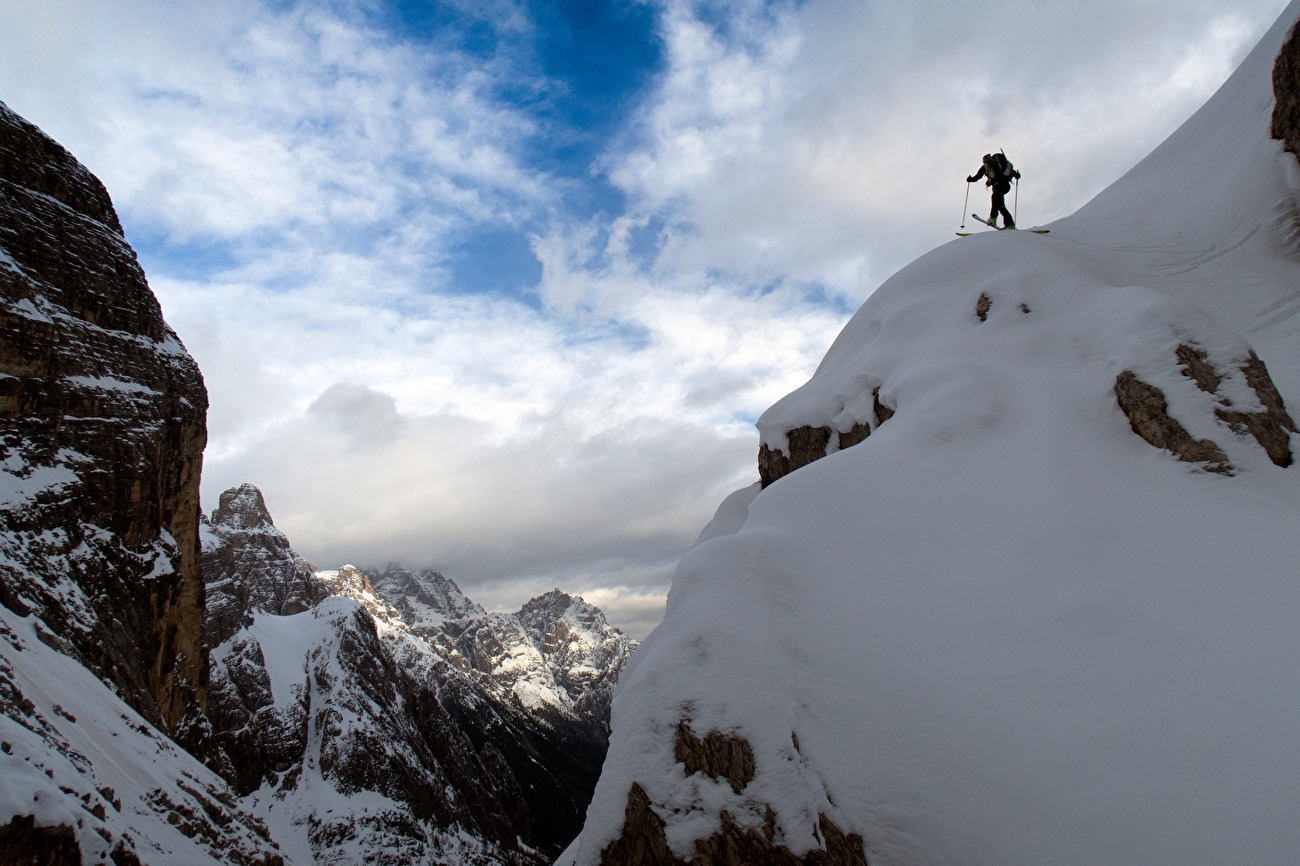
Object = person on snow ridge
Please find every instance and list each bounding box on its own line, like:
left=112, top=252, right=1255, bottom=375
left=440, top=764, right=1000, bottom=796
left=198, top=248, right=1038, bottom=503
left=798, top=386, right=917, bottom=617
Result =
left=967, top=152, right=1021, bottom=229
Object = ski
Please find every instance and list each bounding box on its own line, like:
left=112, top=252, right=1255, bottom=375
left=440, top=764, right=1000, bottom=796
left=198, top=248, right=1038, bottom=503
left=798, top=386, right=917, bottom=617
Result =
left=967, top=214, right=1049, bottom=233
left=958, top=228, right=1049, bottom=236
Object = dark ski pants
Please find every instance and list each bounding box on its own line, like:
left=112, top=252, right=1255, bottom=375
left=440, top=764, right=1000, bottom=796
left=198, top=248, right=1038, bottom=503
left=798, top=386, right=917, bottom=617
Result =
left=990, top=181, right=1014, bottom=227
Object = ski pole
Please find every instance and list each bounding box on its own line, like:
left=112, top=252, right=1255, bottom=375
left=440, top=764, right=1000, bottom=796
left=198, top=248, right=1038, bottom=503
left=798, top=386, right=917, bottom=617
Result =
left=1013, top=178, right=1019, bottom=225
left=961, top=181, right=971, bottom=229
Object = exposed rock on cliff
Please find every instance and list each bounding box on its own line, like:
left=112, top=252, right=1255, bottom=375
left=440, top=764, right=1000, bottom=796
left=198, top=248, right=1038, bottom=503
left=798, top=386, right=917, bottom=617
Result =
left=602, top=781, right=867, bottom=866
left=0, top=100, right=208, bottom=741
left=674, top=722, right=755, bottom=795
left=1115, top=344, right=1294, bottom=473
left=203, top=483, right=328, bottom=649
left=1272, top=17, right=1300, bottom=154
left=594, top=723, right=866, bottom=866
left=758, top=388, right=893, bottom=488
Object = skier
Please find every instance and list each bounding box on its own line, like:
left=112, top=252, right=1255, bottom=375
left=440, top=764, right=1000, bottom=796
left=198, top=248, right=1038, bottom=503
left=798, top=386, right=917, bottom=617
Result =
left=967, top=152, right=1021, bottom=229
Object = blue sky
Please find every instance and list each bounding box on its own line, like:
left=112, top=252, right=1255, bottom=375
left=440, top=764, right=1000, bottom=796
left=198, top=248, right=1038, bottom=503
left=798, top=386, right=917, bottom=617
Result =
left=0, top=0, right=1289, bottom=637
left=367, top=0, right=668, bottom=299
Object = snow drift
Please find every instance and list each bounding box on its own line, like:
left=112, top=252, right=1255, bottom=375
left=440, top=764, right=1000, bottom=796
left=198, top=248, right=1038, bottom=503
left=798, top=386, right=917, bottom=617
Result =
left=562, top=4, right=1300, bottom=865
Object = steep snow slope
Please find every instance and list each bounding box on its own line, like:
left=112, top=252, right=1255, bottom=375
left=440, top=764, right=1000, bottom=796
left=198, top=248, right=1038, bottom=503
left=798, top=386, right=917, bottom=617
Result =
left=0, top=608, right=282, bottom=863
left=1049, top=16, right=1300, bottom=410
left=563, top=5, right=1300, bottom=866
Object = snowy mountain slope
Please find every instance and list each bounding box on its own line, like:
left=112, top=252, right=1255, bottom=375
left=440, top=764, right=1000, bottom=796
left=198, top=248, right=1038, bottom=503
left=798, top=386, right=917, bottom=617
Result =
left=203, top=488, right=638, bottom=863
left=562, top=5, right=1300, bottom=866
left=1044, top=14, right=1300, bottom=412
left=0, top=607, right=282, bottom=864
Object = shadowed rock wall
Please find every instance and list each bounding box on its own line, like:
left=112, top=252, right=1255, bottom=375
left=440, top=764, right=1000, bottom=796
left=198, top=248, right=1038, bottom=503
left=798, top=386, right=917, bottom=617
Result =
left=0, top=101, right=209, bottom=742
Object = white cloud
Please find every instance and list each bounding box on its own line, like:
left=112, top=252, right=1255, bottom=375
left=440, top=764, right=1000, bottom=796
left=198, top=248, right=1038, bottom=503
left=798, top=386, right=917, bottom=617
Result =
left=607, top=0, right=1289, bottom=302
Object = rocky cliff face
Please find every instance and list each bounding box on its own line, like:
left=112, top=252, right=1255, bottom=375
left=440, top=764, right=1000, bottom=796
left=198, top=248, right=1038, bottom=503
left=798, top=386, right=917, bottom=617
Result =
left=0, top=103, right=281, bottom=865
left=1272, top=17, right=1300, bottom=155
left=0, top=100, right=209, bottom=741
left=204, top=487, right=638, bottom=863
left=203, top=483, right=328, bottom=649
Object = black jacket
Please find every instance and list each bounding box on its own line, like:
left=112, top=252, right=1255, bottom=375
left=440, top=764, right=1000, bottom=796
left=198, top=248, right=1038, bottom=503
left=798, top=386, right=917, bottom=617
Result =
left=968, top=156, right=1020, bottom=187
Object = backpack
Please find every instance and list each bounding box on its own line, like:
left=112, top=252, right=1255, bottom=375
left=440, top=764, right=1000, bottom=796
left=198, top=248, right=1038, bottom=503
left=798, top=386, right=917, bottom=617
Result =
left=984, top=152, right=1013, bottom=184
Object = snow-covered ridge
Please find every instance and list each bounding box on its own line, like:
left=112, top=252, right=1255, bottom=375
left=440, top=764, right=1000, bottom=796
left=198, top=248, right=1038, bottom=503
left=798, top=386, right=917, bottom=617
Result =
left=316, top=562, right=637, bottom=719
left=564, top=4, right=1300, bottom=866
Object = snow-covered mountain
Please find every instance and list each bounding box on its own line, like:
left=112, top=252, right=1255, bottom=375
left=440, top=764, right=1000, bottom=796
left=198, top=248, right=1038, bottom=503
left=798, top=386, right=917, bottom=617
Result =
left=564, top=5, right=1300, bottom=866
left=204, top=488, right=637, bottom=863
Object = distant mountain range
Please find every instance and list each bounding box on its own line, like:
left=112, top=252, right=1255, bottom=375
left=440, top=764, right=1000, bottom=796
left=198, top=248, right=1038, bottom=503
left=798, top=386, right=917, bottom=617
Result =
left=204, top=483, right=637, bottom=863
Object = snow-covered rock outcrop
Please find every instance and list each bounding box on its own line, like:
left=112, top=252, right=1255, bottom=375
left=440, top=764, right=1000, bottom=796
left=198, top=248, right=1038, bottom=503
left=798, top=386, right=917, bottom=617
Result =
left=563, top=5, right=1300, bottom=866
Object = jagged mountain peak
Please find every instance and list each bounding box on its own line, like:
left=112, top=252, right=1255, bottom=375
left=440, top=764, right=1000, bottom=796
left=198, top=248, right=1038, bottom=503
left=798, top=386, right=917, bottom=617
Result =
left=519, top=590, right=622, bottom=657
left=211, top=483, right=276, bottom=531
left=202, top=484, right=325, bottom=649
left=315, top=564, right=402, bottom=626
left=367, top=562, right=485, bottom=629
left=519, top=587, right=578, bottom=618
